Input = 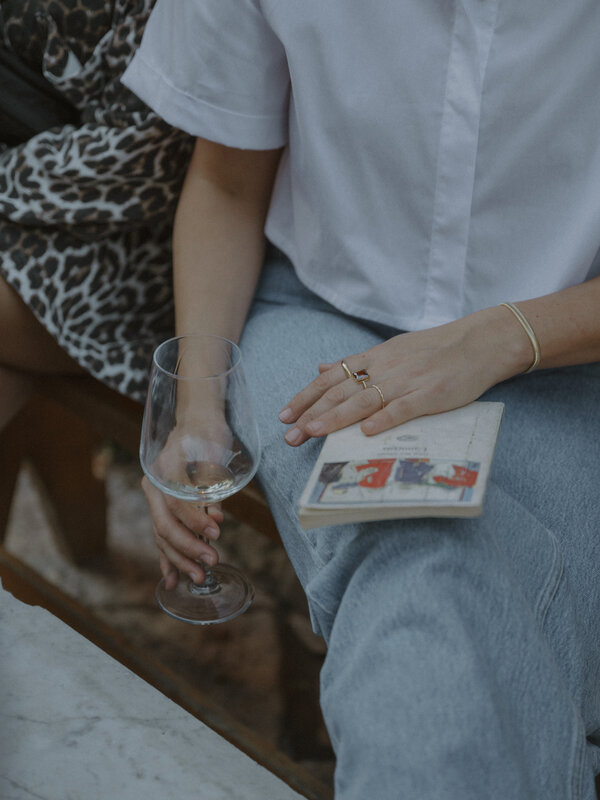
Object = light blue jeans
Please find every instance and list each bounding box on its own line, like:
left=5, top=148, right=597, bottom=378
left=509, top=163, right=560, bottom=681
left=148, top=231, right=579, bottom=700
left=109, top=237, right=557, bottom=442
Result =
left=240, top=247, right=600, bottom=800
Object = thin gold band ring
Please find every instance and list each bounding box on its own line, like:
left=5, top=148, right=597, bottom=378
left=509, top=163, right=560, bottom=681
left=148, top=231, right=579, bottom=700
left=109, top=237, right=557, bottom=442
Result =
left=369, top=384, right=385, bottom=409
left=340, top=360, right=353, bottom=379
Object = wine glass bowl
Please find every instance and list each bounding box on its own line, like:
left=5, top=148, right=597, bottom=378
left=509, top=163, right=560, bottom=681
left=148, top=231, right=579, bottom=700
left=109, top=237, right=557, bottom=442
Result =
left=140, top=334, right=261, bottom=624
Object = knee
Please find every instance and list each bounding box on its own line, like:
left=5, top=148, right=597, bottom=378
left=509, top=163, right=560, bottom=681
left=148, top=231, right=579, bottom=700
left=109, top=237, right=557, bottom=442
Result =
left=0, top=275, right=82, bottom=373
left=314, top=527, right=579, bottom=799
left=314, top=525, right=514, bottom=732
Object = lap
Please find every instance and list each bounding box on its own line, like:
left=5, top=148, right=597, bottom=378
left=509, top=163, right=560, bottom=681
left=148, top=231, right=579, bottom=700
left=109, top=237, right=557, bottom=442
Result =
left=243, top=252, right=599, bottom=660
left=244, top=250, right=598, bottom=588
left=242, top=250, right=600, bottom=795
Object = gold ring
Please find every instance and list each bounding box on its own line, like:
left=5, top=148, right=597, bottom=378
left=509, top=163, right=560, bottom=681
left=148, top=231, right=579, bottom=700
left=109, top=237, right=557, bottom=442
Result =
left=340, top=360, right=353, bottom=379
left=369, top=384, right=385, bottom=409
left=351, top=369, right=370, bottom=389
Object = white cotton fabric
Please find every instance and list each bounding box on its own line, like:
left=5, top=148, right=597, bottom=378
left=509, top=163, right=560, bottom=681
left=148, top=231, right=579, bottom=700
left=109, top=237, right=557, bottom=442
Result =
left=122, top=0, right=600, bottom=331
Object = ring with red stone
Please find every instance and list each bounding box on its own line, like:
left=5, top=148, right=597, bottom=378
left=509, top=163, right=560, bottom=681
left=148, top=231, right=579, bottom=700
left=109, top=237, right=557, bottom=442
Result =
left=351, top=369, right=370, bottom=389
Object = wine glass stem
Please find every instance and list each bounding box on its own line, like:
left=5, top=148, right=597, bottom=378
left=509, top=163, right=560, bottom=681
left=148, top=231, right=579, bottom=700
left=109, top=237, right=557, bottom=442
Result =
left=188, top=536, right=221, bottom=596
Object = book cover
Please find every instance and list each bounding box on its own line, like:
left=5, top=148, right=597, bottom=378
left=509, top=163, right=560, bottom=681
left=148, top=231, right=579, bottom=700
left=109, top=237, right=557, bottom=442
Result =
left=298, top=401, right=504, bottom=530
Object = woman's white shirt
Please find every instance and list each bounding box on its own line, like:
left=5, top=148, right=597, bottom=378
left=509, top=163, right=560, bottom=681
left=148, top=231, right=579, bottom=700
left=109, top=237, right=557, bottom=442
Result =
left=122, top=0, right=600, bottom=331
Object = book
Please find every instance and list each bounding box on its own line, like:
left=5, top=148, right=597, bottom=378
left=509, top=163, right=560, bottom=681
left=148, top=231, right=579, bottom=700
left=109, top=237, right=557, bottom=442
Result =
left=297, top=401, right=504, bottom=529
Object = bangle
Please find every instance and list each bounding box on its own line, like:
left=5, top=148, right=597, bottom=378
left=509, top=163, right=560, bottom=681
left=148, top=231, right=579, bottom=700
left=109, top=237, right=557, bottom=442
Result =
left=499, top=302, right=541, bottom=373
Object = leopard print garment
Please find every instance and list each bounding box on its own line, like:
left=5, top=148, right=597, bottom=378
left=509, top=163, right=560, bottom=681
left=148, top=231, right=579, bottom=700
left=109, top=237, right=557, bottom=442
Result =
left=0, top=0, right=194, bottom=402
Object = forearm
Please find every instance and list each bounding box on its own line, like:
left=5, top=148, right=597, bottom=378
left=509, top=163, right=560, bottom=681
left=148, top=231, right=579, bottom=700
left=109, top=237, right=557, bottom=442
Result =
left=172, top=140, right=282, bottom=342
left=480, top=275, right=600, bottom=378
left=173, top=181, right=264, bottom=342
left=142, top=140, right=282, bottom=586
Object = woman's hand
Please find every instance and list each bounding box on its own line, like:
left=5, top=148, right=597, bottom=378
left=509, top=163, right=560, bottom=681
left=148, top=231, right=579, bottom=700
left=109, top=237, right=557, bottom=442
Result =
left=140, top=388, right=237, bottom=590
left=279, top=306, right=534, bottom=445
left=141, top=475, right=224, bottom=590
left=141, top=409, right=233, bottom=590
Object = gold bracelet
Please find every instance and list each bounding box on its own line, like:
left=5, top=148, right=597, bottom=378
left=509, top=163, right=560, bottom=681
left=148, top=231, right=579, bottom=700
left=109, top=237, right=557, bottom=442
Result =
left=499, top=302, right=541, bottom=374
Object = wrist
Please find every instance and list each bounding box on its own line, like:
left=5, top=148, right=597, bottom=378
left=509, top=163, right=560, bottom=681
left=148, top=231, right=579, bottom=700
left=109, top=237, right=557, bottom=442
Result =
left=468, top=306, right=537, bottom=380
left=498, top=303, right=540, bottom=373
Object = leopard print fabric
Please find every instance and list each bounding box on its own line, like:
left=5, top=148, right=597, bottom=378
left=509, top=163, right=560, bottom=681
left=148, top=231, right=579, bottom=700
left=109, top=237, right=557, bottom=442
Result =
left=0, top=0, right=194, bottom=402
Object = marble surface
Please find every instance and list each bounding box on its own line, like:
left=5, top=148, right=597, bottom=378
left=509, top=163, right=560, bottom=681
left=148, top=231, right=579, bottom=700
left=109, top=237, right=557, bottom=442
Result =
left=0, top=585, right=305, bottom=800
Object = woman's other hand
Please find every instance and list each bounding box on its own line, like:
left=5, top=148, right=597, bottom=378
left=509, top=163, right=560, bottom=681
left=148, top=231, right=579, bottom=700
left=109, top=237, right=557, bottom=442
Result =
left=141, top=475, right=224, bottom=590
left=279, top=305, right=534, bottom=445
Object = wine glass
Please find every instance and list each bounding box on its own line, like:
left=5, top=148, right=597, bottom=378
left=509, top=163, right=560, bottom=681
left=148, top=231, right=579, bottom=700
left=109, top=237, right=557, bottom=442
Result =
left=139, top=334, right=261, bottom=624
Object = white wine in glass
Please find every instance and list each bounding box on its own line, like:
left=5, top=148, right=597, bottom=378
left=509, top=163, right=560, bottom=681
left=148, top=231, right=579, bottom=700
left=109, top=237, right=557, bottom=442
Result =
left=140, top=334, right=261, bottom=624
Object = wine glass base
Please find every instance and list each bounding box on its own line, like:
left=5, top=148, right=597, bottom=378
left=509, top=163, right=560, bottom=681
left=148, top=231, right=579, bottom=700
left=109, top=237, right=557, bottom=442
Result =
left=156, top=564, right=254, bottom=625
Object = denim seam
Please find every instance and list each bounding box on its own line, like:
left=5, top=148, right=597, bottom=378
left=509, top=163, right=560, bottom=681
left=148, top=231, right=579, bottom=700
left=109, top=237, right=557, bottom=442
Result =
left=491, top=479, right=566, bottom=629
left=571, top=719, right=586, bottom=800
left=534, top=528, right=564, bottom=631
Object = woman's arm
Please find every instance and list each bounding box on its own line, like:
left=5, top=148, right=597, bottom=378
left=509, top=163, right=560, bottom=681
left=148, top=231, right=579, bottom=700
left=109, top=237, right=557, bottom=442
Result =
left=173, top=138, right=282, bottom=341
left=279, top=274, right=600, bottom=446
left=142, top=138, right=282, bottom=588
left=516, top=276, right=600, bottom=369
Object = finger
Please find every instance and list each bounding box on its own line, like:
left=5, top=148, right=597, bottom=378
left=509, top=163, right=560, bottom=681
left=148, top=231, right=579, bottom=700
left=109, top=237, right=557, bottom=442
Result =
left=360, top=389, right=438, bottom=435
left=165, top=498, right=222, bottom=541
left=159, top=552, right=179, bottom=591
left=285, top=378, right=362, bottom=445
left=296, top=381, right=384, bottom=439
left=279, top=367, right=342, bottom=425
left=318, top=362, right=338, bottom=373
left=153, top=507, right=220, bottom=578
left=206, top=503, right=224, bottom=524
left=155, top=508, right=219, bottom=567
left=157, top=534, right=211, bottom=586
left=143, top=480, right=219, bottom=576
left=279, top=355, right=368, bottom=424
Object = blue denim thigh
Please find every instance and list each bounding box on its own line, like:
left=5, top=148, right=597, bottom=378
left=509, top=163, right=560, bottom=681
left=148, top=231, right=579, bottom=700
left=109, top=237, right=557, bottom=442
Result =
left=241, top=249, right=393, bottom=593
left=240, top=251, right=600, bottom=799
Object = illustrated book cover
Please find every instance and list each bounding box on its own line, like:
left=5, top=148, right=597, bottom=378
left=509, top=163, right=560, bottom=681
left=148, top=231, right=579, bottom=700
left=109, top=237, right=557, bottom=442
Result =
left=298, top=401, right=504, bottom=530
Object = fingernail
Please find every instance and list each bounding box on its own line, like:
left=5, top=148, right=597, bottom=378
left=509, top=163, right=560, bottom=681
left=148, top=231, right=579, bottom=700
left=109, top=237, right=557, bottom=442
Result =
left=191, top=572, right=203, bottom=584
left=279, top=407, right=293, bottom=423
left=306, top=420, right=324, bottom=435
left=285, top=427, right=302, bottom=444
left=362, top=420, right=375, bottom=434
left=205, top=525, right=219, bottom=539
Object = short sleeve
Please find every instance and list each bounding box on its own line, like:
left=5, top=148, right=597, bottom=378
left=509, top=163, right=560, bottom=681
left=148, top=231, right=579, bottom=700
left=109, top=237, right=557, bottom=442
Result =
left=121, top=0, right=290, bottom=150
